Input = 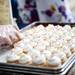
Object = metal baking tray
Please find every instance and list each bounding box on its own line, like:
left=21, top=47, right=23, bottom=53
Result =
left=0, top=22, right=75, bottom=75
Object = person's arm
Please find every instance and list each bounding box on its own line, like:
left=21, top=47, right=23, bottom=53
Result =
left=0, top=0, right=23, bottom=49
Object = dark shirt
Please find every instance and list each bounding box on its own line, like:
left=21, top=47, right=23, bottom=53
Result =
left=11, top=0, right=27, bottom=29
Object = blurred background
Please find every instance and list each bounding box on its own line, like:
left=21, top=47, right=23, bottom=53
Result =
left=69, top=0, right=75, bottom=16
left=11, top=0, right=75, bottom=29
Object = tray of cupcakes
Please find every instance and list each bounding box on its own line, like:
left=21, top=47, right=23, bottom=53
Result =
left=0, top=22, right=75, bottom=75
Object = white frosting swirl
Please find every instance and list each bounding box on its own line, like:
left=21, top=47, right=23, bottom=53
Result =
left=47, top=56, right=61, bottom=66
left=7, top=53, right=20, bottom=62
left=53, top=51, right=67, bottom=63
left=12, top=47, right=23, bottom=55
left=19, top=54, right=32, bottom=64
left=32, top=54, right=46, bottom=65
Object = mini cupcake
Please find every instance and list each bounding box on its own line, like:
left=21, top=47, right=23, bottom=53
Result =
left=29, top=41, right=37, bottom=48
left=23, top=38, right=31, bottom=43
left=46, top=24, right=54, bottom=31
left=55, top=25, right=62, bottom=30
left=12, top=45, right=25, bottom=55
left=35, top=26, right=46, bottom=36
left=25, top=28, right=34, bottom=35
left=36, top=25, right=45, bottom=30
left=63, top=25, right=71, bottom=31
left=7, top=52, right=20, bottom=63
left=47, top=56, right=61, bottom=67
left=32, top=54, right=46, bottom=66
left=62, top=46, right=72, bottom=58
left=48, top=47, right=58, bottom=53
left=70, top=43, right=75, bottom=53
left=50, top=37, right=57, bottom=45
left=14, top=42, right=26, bottom=54
left=42, top=39, right=50, bottom=47
left=18, top=53, right=32, bottom=64
left=28, top=49, right=41, bottom=57
left=64, top=35, right=72, bottom=42
left=70, top=48, right=75, bottom=53
left=69, top=38, right=75, bottom=53
left=53, top=51, right=67, bottom=64
left=29, top=50, right=46, bottom=66
left=35, top=25, right=45, bottom=33
left=23, top=43, right=35, bottom=53
left=35, top=42, right=46, bottom=52
left=71, top=27, right=75, bottom=35
left=52, top=40, right=63, bottom=48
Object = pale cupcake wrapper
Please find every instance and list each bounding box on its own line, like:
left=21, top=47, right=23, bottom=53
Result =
left=47, top=64, right=61, bottom=67
left=31, top=61, right=47, bottom=67
left=70, top=48, right=75, bottom=53
left=47, top=62, right=61, bottom=67
left=65, top=52, right=72, bottom=58
left=61, top=57, right=67, bottom=64
left=18, top=61, right=32, bottom=65
left=7, top=60, right=19, bottom=64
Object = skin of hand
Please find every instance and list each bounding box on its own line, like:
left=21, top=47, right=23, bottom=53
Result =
left=0, top=21, right=23, bottom=48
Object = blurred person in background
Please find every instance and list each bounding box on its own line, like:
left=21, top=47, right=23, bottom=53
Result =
left=36, top=0, right=74, bottom=22
left=11, top=0, right=39, bottom=29
left=11, top=0, right=74, bottom=26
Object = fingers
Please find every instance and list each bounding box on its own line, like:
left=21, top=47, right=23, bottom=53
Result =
left=9, top=34, right=18, bottom=44
left=5, top=25, right=19, bottom=44
left=5, top=36, right=13, bottom=45
left=0, top=36, right=12, bottom=48
left=15, top=30, right=24, bottom=40
left=0, top=24, right=22, bottom=48
left=9, top=30, right=24, bottom=44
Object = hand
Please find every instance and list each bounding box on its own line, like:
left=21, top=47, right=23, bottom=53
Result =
left=0, top=24, right=23, bottom=49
